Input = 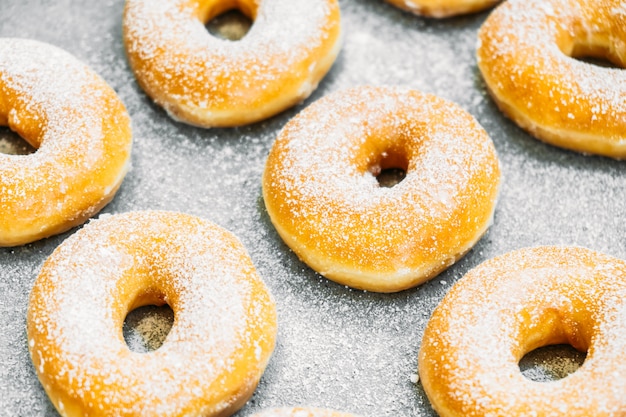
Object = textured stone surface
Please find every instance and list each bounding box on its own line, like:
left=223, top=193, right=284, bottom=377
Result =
left=1, top=1, right=625, bottom=416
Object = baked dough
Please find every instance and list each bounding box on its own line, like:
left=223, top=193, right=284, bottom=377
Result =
left=385, top=0, right=499, bottom=18
left=27, top=211, right=277, bottom=417
left=0, top=38, right=132, bottom=246
left=477, top=0, right=626, bottom=158
left=263, top=86, right=500, bottom=292
left=123, top=0, right=342, bottom=127
left=419, top=246, right=626, bottom=416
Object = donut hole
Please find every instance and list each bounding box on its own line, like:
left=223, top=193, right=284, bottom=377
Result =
left=369, top=150, right=409, bottom=188
left=568, top=40, right=624, bottom=69
left=519, top=344, right=586, bottom=382
left=376, top=168, right=407, bottom=188
left=574, top=55, right=622, bottom=69
left=0, top=126, right=36, bottom=155
left=205, top=9, right=253, bottom=41
left=123, top=303, right=174, bottom=353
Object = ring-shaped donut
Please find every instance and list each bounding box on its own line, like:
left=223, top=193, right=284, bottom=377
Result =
left=262, top=86, right=501, bottom=293
left=123, top=0, right=342, bottom=127
left=477, top=0, right=626, bottom=159
left=0, top=38, right=132, bottom=246
left=385, top=0, right=499, bottom=18
left=27, top=211, right=277, bottom=417
left=418, top=246, right=626, bottom=416
left=252, top=408, right=362, bottom=417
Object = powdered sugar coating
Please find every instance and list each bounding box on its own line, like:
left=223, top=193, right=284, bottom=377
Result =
left=477, top=0, right=626, bottom=158
left=1, top=1, right=626, bottom=417
left=419, top=246, right=626, bottom=416
left=123, top=0, right=342, bottom=127
left=0, top=38, right=132, bottom=246
left=27, top=211, right=277, bottom=417
left=263, top=86, right=500, bottom=292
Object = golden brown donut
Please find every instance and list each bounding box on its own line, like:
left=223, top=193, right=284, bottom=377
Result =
left=251, top=408, right=362, bottom=417
left=385, top=0, right=499, bottom=18
left=477, top=0, right=626, bottom=159
left=262, top=86, right=501, bottom=293
left=418, top=246, right=626, bottom=417
left=27, top=211, right=277, bottom=417
left=123, top=0, right=342, bottom=127
left=0, top=38, right=132, bottom=247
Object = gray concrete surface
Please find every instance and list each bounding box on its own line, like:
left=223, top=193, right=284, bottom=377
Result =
left=1, top=1, right=625, bottom=416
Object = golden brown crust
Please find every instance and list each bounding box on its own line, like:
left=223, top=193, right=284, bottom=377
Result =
left=477, top=0, right=626, bottom=159
left=385, top=0, right=499, bottom=18
left=123, top=0, right=342, bottom=127
left=0, top=38, right=132, bottom=247
left=262, top=86, right=500, bottom=293
left=27, top=211, right=277, bottom=417
left=418, top=246, right=626, bottom=416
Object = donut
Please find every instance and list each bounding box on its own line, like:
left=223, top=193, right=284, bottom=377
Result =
left=418, top=246, right=626, bottom=416
left=123, top=0, right=342, bottom=128
left=251, top=408, right=361, bottom=417
left=384, top=0, right=499, bottom=18
left=477, top=0, right=626, bottom=159
left=27, top=211, right=277, bottom=417
left=262, top=86, right=501, bottom=293
left=0, top=38, right=132, bottom=247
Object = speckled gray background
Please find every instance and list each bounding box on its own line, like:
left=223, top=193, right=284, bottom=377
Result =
left=1, top=1, right=625, bottom=416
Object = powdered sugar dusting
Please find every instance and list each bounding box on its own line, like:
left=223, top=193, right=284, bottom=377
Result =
left=0, top=38, right=109, bottom=180
left=2, top=1, right=626, bottom=417
left=0, top=38, right=131, bottom=244
left=419, top=246, right=626, bottom=416
left=263, top=86, right=500, bottom=289
left=27, top=211, right=276, bottom=416
left=123, top=0, right=340, bottom=124
left=477, top=0, right=626, bottom=155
